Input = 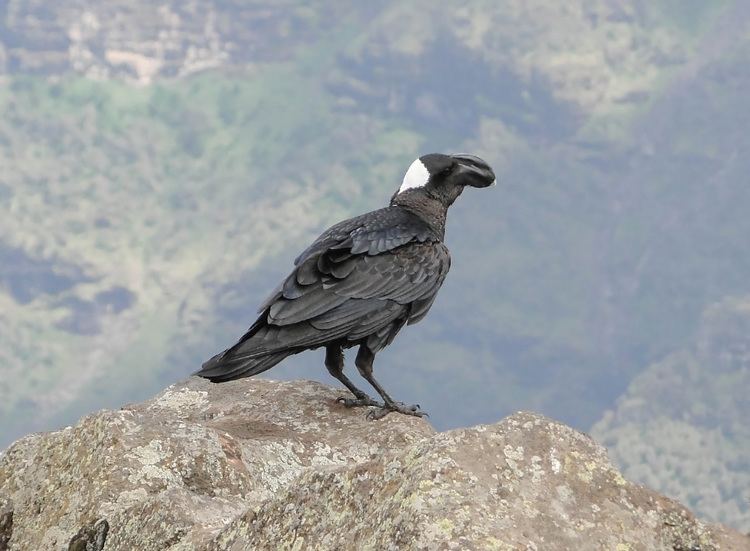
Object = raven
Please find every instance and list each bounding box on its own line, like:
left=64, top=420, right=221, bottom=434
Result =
left=198, top=153, right=496, bottom=419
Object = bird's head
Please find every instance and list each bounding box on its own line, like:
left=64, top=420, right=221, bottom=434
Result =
left=392, top=153, right=496, bottom=207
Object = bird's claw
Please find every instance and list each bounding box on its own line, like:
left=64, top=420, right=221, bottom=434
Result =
left=366, top=402, right=428, bottom=421
left=336, top=396, right=383, bottom=409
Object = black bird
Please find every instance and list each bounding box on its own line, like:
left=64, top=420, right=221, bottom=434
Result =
left=198, top=153, right=496, bottom=419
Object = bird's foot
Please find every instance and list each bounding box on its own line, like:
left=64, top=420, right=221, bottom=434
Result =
left=336, top=395, right=383, bottom=409
left=366, top=401, right=428, bottom=421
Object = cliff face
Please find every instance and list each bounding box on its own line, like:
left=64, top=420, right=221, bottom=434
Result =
left=0, top=1, right=356, bottom=82
left=0, top=379, right=746, bottom=551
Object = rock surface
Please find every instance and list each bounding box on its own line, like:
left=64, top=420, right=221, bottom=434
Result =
left=0, top=378, right=747, bottom=550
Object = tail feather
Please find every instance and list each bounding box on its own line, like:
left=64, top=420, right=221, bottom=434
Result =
left=196, top=348, right=292, bottom=382
left=196, top=312, right=297, bottom=382
left=197, top=306, right=340, bottom=382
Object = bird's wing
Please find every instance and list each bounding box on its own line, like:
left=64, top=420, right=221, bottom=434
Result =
left=258, top=206, right=438, bottom=312
left=225, top=208, right=450, bottom=359
left=294, top=206, right=436, bottom=263
left=268, top=240, right=450, bottom=327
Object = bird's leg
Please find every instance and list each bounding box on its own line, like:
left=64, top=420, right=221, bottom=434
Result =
left=354, top=345, right=427, bottom=420
left=325, top=345, right=382, bottom=408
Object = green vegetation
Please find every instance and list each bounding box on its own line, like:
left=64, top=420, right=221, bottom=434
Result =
left=593, top=297, right=750, bottom=529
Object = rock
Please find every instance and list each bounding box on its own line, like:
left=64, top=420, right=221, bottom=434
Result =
left=0, top=496, right=12, bottom=551
left=67, top=519, right=109, bottom=551
left=0, top=378, right=747, bottom=550
left=0, top=378, right=431, bottom=550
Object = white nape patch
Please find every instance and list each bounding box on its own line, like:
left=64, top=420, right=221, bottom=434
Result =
left=398, top=158, right=430, bottom=194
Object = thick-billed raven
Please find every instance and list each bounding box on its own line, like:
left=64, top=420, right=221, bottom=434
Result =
left=197, top=153, right=496, bottom=419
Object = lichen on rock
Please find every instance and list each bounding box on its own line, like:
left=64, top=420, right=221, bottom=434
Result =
left=0, top=378, right=747, bottom=550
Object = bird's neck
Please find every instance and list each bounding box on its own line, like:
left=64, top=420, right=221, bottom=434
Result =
left=391, top=189, right=448, bottom=238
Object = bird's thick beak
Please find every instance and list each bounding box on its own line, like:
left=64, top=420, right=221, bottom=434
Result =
left=451, top=154, right=496, bottom=187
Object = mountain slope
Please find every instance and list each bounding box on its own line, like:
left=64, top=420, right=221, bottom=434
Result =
left=593, top=297, right=750, bottom=531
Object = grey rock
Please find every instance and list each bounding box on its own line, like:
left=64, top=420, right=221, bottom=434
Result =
left=0, top=378, right=747, bottom=550
left=68, top=518, right=108, bottom=551
left=0, top=496, right=12, bottom=551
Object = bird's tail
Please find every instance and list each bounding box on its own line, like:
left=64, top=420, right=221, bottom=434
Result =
left=195, top=314, right=295, bottom=382
left=195, top=348, right=292, bottom=382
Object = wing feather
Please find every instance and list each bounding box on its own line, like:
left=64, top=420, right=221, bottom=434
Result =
left=347, top=302, right=404, bottom=340
left=309, top=298, right=385, bottom=330
left=254, top=206, right=449, bottom=349
left=269, top=289, right=348, bottom=325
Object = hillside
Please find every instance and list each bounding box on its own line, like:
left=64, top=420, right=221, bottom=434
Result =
left=594, top=296, right=750, bottom=530
left=1, top=0, right=749, bottom=531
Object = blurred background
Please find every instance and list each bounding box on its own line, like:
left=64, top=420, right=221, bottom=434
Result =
left=0, top=0, right=748, bottom=531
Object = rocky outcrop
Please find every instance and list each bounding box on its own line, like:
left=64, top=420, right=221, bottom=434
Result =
left=0, top=378, right=747, bottom=550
